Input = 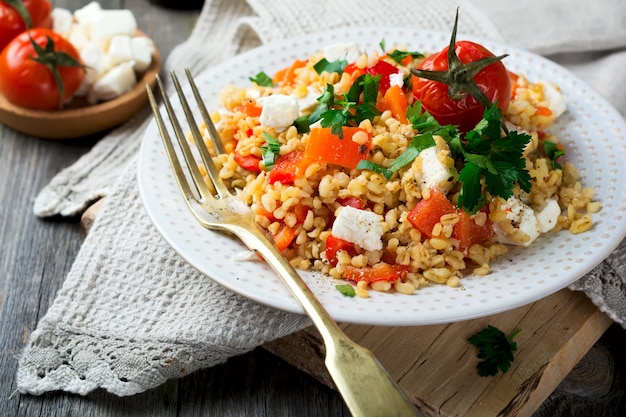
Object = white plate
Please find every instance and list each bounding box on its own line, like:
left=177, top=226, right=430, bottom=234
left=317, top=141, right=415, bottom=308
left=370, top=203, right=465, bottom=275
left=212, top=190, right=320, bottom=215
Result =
left=137, top=27, right=626, bottom=326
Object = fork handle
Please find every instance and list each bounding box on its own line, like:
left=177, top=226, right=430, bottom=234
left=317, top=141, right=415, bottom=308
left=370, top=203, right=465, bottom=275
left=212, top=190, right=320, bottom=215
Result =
left=237, top=224, right=422, bottom=417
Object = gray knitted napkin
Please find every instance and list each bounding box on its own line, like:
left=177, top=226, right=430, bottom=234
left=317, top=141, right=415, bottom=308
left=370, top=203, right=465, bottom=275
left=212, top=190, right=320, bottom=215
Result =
left=19, top=0, right=626, bottom=396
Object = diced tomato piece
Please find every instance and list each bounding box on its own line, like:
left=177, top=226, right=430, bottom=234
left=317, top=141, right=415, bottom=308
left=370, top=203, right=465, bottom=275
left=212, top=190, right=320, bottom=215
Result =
left=267, top=150, right=308, bottom=185
left=407, top=190, right=456, bottom=239
left=273, top=59, right=307, bottom=86
left=233, top=104, right=263, bottom=117
left=272, top=224, right=297, bottom=251
left=336, top=196, right=367, bottom=210
left=293, top=203, right=310, bottom=224
left=343, top=263, right=410, bottom=283
left=234, top=152, right=262, bottom=172
left=453, top=209, right=494, bottom=252
left=365, top=60, right=400, bottom=94
left=344, top=60, right=400, bottom=94
left=304, top=126, right=371, bottom=169
left=325, top=234, right=357, bottom=266
left=534, top=106, right=552, bottom=117
left=255, top=204, right=277, bottom=222
left=376, top=84, right=409, bottom=124
left=508, top=71, right=519, bottom=99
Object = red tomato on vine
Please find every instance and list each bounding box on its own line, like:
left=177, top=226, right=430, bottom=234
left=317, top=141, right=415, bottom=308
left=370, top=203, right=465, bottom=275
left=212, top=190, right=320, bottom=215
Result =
left=410, top=10, right=511, bottom=132
left=0, top=0, right=52, bottom=51
left=0, top=28, right=85, bottom=110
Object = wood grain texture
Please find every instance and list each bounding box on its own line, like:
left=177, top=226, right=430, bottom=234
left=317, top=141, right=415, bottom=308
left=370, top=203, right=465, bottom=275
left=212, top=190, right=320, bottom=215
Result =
left=1, top=1, right=626, bottom=417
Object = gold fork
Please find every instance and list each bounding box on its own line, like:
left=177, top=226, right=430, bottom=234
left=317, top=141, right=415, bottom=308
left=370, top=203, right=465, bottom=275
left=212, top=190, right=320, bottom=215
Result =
left=146, top=68, right=422, bottom=417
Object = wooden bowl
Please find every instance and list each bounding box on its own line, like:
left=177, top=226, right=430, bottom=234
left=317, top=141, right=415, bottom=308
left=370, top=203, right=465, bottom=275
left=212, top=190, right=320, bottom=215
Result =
left=0, top=42, right=161, bottom=139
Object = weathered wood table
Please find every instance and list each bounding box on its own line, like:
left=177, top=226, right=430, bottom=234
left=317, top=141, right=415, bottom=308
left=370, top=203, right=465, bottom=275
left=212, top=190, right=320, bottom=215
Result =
left=1, top=1, right=625, bottom=416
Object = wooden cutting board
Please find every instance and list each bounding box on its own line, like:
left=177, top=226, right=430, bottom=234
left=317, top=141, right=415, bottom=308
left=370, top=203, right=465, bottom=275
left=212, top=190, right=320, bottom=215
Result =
left=82, top=200, right=612, bottom=417
left=263, top=289, right=611, bottom=417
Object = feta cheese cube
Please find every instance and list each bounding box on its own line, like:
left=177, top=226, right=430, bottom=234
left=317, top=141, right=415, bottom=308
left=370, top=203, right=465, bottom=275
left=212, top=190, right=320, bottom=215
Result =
left=89, top=10, right=137, bottom=49
left=540, top=81, right=567, bottom=118
left=388, top=72, right=404, bottom=88
left=51, top=8, right=73, bottom=39
left=412, top=146, right=458, bottom=195
left=87, top=61, right=137, bottom=104
left=130, top=36, right=155, bottom=72
left=74, top=1, right=102, bottom=24
left=331, top=206, right=383, bottom=251
left=323, top=42, right=361, bottom=63
left=259, top=94, right=299, bottom=132
left=106, top=35, right=134, bottom=69
left=292, top=87, right=322, bottom=114
left=75, top=42, right=107, bottom=96
left=493, top=197, right=541, bottom=247
left=68, top=22, right=91, bottom=52
left=535, top=199, right=561, bottom=233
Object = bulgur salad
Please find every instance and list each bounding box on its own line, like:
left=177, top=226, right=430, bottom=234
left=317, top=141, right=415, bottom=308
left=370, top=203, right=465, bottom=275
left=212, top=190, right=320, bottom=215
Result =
left=186, top=26, right=600, bottom=299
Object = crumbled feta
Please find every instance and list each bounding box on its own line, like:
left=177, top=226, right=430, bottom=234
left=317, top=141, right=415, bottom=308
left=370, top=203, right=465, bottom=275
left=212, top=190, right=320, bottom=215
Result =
left=388, top=72, right=404, bottom=88
left=535, top=199, right=561, bottom=233
left=292, top=87, right=322, bottom=114
left=323, top=42, right=361, bottom=63
left=331, top=206, right=383, bottom=251
left=493, top=197, right=541, bottom=247
left=540, top=81, right=567, bottom=118
left=258, top=94, right=299, bottom=132
left=412, top=146, right=458, bottom=195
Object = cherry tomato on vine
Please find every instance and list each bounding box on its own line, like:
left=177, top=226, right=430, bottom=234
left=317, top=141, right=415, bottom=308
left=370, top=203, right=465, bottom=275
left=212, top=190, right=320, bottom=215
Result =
left=411, top=40, right=511, bottom=133
left=0, top=28, right=85, bottom=110
left=0, top=0, right=52, bottom=52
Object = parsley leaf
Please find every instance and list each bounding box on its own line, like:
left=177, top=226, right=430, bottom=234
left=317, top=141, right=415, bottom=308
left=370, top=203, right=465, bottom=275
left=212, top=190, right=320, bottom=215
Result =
left=544, top=140, right=565, bottom=169
left=260, top=132, right=281, bottom=170
left=456, top=104, right=532, bottom=214
left=380, top=39, right=424, bottom=64
left=313, top=58, right=348, bottom=75
left=335, top=284, right=356, bottom=297
left=357, top=102, right=458, bottom=179
left=318, top=74, right=381, bottom=138
left=468, top=325, right=521, bottom=377
left=249, top=71, right=273, bottom=87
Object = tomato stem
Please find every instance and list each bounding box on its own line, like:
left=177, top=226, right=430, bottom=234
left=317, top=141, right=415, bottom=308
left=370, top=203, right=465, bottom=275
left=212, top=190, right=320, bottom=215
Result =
left=27, top=34, right=85, bottom=110
left=4, top=0, right=33, bottom=28
left=410, top=8, right=508, bottom=111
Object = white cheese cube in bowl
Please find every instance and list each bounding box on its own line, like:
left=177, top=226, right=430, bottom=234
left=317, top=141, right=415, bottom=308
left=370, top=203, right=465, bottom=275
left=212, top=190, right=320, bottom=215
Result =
left=73, top=1, right=102, bottom=24
left=87, top=61, right=137, bottom=104
left=51, top=8, right=73, bottom=39
left=90, top=9, right=138, bottom=49
left=105, top=35, right=134, bottom=68
left=130, top=36, right=156, bottom=73
left=75, top=42, right=107, bottom=97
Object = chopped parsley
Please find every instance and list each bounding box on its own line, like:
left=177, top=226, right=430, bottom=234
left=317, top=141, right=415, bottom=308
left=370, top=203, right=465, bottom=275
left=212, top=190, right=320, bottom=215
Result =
left=335, top=284, right=356, bottom=297
left=467, top=325, right=521, bottom=377
left=260, top=132, right=281, bottom=170
left=356, top=101, right=457, bottom=179
left=454, top=104, right=532, bottom=214
left=313, top=58, right=348, bottom=75
left=295, top=74, right=381, bottom=137
left=544, top=140, right=565, bottom=169
left=380, top=39, right=424, bottom=64
left=249, top=71, right=273, bottom=87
